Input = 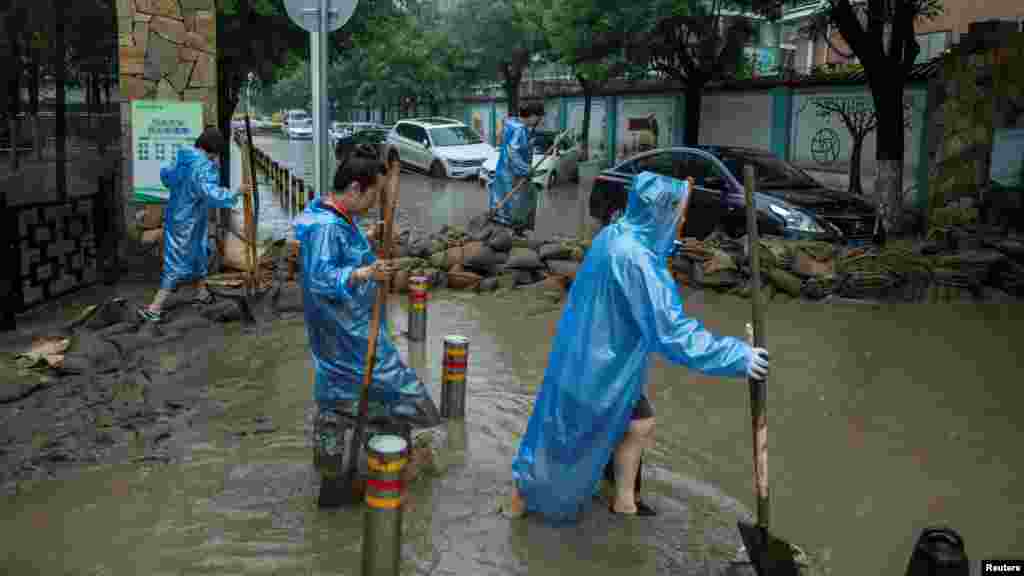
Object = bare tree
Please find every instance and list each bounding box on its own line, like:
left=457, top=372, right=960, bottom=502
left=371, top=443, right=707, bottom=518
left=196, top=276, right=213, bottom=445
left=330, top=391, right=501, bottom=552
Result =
left=813, top=97, right=912, bottom=196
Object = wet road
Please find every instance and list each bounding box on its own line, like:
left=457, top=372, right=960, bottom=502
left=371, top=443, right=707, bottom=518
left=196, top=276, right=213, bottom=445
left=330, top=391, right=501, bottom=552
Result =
left=2, top=137, right=1022, bottom=575
left=232, top=135, right=592, bottom=244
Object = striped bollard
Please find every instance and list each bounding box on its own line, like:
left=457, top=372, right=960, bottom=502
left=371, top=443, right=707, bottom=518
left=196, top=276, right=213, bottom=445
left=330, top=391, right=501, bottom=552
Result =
left=362, top=434, right=408, bottom=576
left=407, top=276, right=428, bottom=342
left=441, top=335, right=469, bottom=420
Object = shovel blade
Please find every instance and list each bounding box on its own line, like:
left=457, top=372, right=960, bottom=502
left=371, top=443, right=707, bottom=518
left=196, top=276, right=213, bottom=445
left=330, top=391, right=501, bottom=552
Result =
left=737, top=521, right=802, bottom=576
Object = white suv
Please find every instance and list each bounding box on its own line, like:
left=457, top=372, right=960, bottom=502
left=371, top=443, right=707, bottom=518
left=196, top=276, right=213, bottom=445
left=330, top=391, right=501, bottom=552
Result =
left=387, top=118, right=495, bottom=179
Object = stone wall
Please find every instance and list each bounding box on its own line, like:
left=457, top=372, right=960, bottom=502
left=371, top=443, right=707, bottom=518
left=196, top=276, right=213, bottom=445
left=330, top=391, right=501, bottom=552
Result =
left=927, top=31, right=1024, bottom=221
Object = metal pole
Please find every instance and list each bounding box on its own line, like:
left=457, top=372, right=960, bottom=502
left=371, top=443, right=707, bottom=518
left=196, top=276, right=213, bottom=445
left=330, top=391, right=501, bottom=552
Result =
left=312, top=0, right=331, bottom=204
left=441, top=335, right=468, bottom=419
left=407, top=276, right=428, bottom=342
left=361, top=434, right=408, bottom=576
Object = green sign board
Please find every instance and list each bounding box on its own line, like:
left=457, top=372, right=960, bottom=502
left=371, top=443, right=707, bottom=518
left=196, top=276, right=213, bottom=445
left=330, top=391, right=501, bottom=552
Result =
left=131, top=100, right=203, bottom=204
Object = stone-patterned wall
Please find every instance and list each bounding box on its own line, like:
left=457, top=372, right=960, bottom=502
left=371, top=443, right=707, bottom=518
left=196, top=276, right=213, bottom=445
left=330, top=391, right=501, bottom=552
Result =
left=116, top=0, right=218, bottom=124
left=13, top=198, right=100, bottom=310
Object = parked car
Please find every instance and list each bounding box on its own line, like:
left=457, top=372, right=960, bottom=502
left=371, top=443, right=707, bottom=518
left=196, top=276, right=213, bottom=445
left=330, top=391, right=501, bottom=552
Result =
left=478, top=129, right=580, bottom=191
left=286, top=117, right=314, bottom=139
left=387, top=117, right=494, bottom=179
left=330, top=122, right=353, bottom=141
left=589, top=146, right=880, bottom=244
left=283, top=109, right=310, bottom=127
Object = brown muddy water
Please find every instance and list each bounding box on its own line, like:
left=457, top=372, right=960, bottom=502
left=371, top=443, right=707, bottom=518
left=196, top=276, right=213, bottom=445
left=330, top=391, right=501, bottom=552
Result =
left=3, top=137, right=1021, bottom=574
left=3, top=289, right=1022, bottom=575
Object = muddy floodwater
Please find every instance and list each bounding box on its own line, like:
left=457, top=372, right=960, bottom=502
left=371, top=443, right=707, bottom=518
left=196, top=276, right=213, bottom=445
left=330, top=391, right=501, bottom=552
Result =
left=2, top=136, right=1022, bottom=574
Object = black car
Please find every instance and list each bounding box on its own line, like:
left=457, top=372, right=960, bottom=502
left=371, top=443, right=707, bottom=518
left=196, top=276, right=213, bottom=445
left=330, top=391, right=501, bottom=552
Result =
left=335, top=129, right=399, bottom=163
left=589, top=146, right=880, bottom=243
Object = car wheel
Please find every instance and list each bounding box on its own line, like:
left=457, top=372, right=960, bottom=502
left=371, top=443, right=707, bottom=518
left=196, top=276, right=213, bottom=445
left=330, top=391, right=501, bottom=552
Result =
left=429, top=161, right=445, bottom=179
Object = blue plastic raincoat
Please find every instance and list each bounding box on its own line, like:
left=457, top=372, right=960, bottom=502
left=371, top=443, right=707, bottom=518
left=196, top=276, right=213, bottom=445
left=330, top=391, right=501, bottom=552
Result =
left=488, top=117, right=536, bottom=229
left=159, top=147, right=238, bottom=290
left=294, top=198, right=441, bottom=427
left=511, top=172, right=753, bottom=524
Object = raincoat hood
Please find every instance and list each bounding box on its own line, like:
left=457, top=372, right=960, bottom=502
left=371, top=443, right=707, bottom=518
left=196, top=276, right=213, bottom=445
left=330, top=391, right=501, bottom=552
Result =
left=620, top=171, right=687, bottom=258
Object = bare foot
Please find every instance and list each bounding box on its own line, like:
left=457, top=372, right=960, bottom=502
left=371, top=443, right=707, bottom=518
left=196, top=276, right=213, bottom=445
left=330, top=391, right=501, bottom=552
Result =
left=610, top=498, right=638, bottom=515
left=499, top=489, right=526, bottom=519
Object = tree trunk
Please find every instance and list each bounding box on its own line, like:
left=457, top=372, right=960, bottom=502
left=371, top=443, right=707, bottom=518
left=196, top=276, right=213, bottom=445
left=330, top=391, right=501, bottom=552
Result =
left=870, top=75, right=905, bottom=234
left=683, top=81, right=705, bottom=146
left=581, top=86, right=592, bottom=162
left=54, top=10, right=66, bottom=201
left=30, top=47, right=42, bottom=160
left=217, top=54, right=237, bottom=189
left=503, top=72, right=521, bottom=120
left=848, top=134, right=864, bottom=196
left=8, top=23, right=21, bottom=172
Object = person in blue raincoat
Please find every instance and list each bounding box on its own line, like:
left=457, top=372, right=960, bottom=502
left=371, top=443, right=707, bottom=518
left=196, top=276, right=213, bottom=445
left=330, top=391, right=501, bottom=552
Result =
left=502, top=172, right=771, bottom=523
left=138, top=127, right=245, bottom=322
left=295, top=145, right=441, bottom=488
left=488, top=101, right=546, bottom=233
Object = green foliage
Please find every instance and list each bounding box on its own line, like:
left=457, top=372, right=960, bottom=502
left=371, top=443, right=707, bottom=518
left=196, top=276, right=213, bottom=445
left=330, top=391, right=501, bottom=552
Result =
left=446, top=0, right=548, bottom=108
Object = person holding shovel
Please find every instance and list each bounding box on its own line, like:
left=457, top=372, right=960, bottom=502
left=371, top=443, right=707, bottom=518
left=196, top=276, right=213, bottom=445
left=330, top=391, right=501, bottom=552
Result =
left=137, top=127, right=247, bottom=323
left=488, top=101, right=545, bottom=234
left=502, top=172, right=770, bottom=523
left=295, top=145, right=441, bottom=498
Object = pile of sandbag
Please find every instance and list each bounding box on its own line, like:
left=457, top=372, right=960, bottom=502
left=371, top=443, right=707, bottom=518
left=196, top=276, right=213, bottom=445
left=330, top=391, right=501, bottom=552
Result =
left=396, top=224, right=588, bottom=295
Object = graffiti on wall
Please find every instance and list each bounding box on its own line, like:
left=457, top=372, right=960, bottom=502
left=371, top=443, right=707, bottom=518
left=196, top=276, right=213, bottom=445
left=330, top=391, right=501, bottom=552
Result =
left=791, top=90, right=924, bottom=171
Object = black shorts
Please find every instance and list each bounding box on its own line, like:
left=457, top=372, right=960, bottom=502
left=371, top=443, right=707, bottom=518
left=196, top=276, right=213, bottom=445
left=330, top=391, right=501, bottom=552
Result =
left=632, top=394, right=654, bottom=420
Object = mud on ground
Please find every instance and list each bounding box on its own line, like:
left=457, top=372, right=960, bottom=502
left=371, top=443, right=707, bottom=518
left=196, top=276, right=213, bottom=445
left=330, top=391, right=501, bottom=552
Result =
left=0, top=251, right=306, bottom=496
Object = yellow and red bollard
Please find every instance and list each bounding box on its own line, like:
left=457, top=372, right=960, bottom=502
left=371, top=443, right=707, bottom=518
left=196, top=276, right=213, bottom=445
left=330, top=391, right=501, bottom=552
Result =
left=407, top=276, right=428, bottom=342
left=362, top=434, right=409, bottom=576
left=441, top=335, right=469, bottom=419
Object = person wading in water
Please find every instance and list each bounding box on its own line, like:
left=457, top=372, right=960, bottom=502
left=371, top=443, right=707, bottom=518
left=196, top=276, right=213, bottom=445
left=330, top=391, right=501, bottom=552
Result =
left=501, top=172, right=770, bottom=523
left=488, top=101, right=546, bottom=235
left=295, top=144, right=441, bottom=506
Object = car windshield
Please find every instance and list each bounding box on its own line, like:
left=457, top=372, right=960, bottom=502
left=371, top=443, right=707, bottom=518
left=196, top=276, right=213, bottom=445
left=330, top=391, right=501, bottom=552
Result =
left=718, top=151, right=819, bottom=189
left=294, top=118, right=312, bottom=127
left=429, top=126, right=482, bottom=146
left=355, top=131, right=387, bottom=143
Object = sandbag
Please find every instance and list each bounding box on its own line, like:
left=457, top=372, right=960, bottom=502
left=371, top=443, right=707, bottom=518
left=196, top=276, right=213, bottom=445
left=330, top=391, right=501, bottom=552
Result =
left=545, top=259, right=579, bottom=281
left=429, top=241, right=485, bottom=270
left=767, top=267, right=803, bottom=297
left=488, top=227, right=515, bottom=252
left=514, top=269, right=536, bottom=286
left=392, top=269, right=410, bottom=293
left=505, top=247, right=545, bottom=270
left=409, top=237, right=433, bottom=258
left=448, top=268, right=482, bottom=291
left=538, top=242, right=574, bottom=261
left=792, top=249, right=835, bottom=277
left=464, top=244, right=503, bottom=275
left=477, top=277, right=499, bottom=293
